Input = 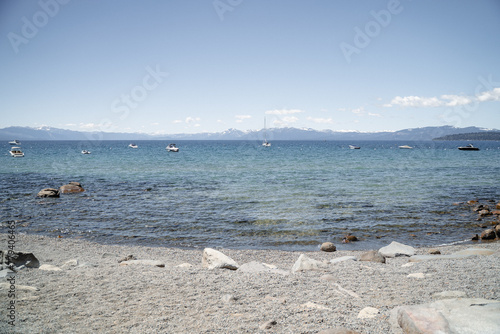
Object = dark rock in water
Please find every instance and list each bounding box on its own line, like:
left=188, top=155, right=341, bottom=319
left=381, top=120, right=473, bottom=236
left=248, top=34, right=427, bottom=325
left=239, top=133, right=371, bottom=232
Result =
left=5, top=251, right=40, bottom=268
left=359, top=251, right=385, bottom=263
left=320, top=242, right=336, bottom=252
left=37, top=188, right=60, bottom=198
left=478, top=209, right=492, bottom=216
left=60, top=182, right=85, bottom=194
left=471, top=234, right=480, bottom=241
left=481, top=229, right=496, bottom=240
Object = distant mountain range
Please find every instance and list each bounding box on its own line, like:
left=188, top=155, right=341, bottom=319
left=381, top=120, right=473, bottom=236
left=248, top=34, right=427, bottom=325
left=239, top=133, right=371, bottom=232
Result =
left=1, top=125, right=498, bottom=141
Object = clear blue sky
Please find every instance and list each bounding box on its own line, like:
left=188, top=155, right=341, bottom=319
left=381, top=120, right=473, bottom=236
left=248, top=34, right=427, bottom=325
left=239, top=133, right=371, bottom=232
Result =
left=1, top=0, right=500, bottom=134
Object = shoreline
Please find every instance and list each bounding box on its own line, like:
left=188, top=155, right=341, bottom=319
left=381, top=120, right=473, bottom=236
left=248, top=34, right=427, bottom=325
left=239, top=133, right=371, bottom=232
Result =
left=1, top=233, right=499, bottom=333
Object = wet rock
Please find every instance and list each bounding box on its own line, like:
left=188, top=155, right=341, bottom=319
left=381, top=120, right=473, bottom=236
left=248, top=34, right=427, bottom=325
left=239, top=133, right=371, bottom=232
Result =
left=37, top=188, right=60, bottom=198
left=60, top=182, right=85, bottom=194
left=342, top=235, right=358, bottom=243
left=481, top=229, right=496, bottom=240
left=320, top=242, right=336, bottom=252
left=478, top=209, right=492, bottom=216
left=359, top=250, right=385, bottom=263
left=202, top=248, right=239, bottom=270
left=379, top=241, right=415, bottom=258
left=291, top=254, right=328, bottom=272
left=472, top=234, right=480, bottom=241
left=429, top=248, right=441, bottom=255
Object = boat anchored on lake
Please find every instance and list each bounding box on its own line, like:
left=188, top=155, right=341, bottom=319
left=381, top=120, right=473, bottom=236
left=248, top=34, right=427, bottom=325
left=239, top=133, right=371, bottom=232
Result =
left=128, top=143, right=138, bottom=149
left=458, top=144, right=480, bottom=151
left=9, top=140, right=20, bottom=145
left=398, top=145, right=413, bottom=149
left=166, top=143, right=179, bottom=152
left=10, top=146, right=24, bottom=157
left=349, top=145, right=360, bottom=149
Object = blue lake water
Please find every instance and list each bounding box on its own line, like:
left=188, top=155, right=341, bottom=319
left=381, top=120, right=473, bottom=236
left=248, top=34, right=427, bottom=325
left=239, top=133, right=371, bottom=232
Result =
left=1, top=140, right=499, bottom=251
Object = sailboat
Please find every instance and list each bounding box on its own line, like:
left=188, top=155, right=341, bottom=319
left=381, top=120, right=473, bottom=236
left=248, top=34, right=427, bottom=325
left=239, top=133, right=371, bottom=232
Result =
left=262, top=118, right=271, bottom=147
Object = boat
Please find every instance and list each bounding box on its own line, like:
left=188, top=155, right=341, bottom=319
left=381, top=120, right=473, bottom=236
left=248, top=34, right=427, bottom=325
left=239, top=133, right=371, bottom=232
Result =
left=349, top=145, right=360, bottom=149
left=166, top=143, right=179, bottom=152
left=458, top=144, right=480, bottom=151
left=9, top=140, right=20, bottom=145
left=262, top=118, right=271, bottom=147
left=9, top=147, right=24, bottom=157
left=398, top=145, right=413, bottom=149
left=81, top=150, right=91, bottom=154
left=128, top=143, right=138, bottom=148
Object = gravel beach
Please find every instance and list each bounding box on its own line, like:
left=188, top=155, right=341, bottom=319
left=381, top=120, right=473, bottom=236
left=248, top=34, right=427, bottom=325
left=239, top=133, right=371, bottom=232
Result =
left=1, top=233, right=499, bottom=333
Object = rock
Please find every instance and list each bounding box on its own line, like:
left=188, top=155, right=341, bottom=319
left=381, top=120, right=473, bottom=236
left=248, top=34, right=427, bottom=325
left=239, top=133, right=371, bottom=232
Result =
left=396, top=298, right=500, bottom=334
left=176, top=263, right=193, bottom=268
left=5, top=251, right=40, bottom=268
left=119, top=259, right=165, bottom=267
left=202, top=248, right=239, bottom=270
left=39, top=264, right=62, bottom=271
left=59, top=182, right=85, bottom=194
left=407, top=273, right=427, bottom=279
left=428, top=248, right=441, bottom=255
left=478, top=209, right=492, bottom=216
left=342, top=235, right=358, bottom=243
left=330, top=256, right=357, bottom=264
left=467, top=200, right=478, bottom=205
left=221, top=294, right=237, bottom=303
left=320, top=242, right=336, bottom=252
left=318, top=328, right=361, bottom=334
left=496, top=202, right=500, bottom=209
left=37, top=188, right=60, bottom=198
left=359, top=250, right=385, bottom=263
left=118, top=255, right=137, bottom=263
left=291, top=254, right=328, bottom=272
left=496, top=225, right=500, bottom=235
left=379, top=241, right=416, bottom=258
left=432, top=291, right=467, bottom=299
left=357, top=307, right=379, bottom=319
left=62, top=259, right=79, bottom=268
left=481, top=229, right=496, bottom=240
left=237, top=261, right=288, bottom=275
left=259, top=320, right=277, bottom=330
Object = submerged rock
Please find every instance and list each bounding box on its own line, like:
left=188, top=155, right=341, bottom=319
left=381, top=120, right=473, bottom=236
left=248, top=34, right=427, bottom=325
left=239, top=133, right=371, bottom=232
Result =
left=60, top=182, right=85, bottom=194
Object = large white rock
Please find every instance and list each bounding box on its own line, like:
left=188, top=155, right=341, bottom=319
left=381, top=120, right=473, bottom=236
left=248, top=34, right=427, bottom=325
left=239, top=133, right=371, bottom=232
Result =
left=396, top=298, right=500, bottom=334
left=202, top=248, right=239, bottom=270
left=291, top=254, right=328, bottom=272
left=379, top=241, right=415, bottom=258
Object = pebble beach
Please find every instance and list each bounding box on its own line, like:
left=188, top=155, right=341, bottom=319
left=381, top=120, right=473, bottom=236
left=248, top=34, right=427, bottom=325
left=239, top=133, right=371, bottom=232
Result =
left=1, top=233, right=499, bottom=333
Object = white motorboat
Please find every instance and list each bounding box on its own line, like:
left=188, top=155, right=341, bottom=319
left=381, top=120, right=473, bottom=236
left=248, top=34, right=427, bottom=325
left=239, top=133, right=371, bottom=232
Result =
left=166, top=143, right=179, bottom=152
left=262, top=140, right=271, bottom=147
left=9, top=140, right=20, bottom=145
left=349, top=145, right=360, bottom=149
left=81, top=150, right=91, bottom=154
left=458, top=144, right=479, bottom=151
left=128, top=143, right=138, bottom=148
left=398, top=145, right=413, bottom=149
left=10, top=147, right=24, bottom=157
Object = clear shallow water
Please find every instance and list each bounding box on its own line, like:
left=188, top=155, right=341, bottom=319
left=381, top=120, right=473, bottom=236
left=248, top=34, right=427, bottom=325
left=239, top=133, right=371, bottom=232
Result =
left=1, top=140, right=499, bottom=251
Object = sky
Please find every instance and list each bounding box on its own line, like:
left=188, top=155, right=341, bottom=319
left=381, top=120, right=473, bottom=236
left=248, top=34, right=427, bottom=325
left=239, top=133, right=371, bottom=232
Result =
left=1, top=0, right=500, bottom=134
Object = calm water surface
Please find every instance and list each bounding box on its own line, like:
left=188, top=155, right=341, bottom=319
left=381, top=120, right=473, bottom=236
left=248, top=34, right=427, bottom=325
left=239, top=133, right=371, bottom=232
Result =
left=1, top=140, right=499, bottom=251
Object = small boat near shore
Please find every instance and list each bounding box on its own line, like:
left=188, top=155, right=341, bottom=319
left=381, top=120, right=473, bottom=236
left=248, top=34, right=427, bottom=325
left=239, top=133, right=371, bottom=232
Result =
left=349, top=145, right=360, bottom=149
left=166, top=143, right=179, bottom=152
left=398, top=145, right=413, bottom=149
left=10, top=146, right=24, bottom=157
left=458, top=144, right=479, bottom=151
left=9, top=140, right=20, bottom=145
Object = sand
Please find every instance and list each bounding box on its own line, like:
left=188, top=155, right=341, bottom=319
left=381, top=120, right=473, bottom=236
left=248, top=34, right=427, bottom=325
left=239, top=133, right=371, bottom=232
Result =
left=1, top=233, right=499, bottom=333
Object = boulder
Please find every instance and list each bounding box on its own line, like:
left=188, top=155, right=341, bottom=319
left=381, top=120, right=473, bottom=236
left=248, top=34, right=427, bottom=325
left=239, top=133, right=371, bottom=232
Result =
left=396, top=298, right=500, bottom=334
left=320, top=242, right=336, bottom=252
left=202, top=248, right=239, bottom=270
left=358, top=307, right=379, bottom=319
left=60, top=182, right=85, bottom=194
left=379, top=241, right=415, bottom=258
left=359, top=251, right=385, bottom=263
left=37, top=188, right=60, bottom=198
left=291, top=254, right=328, bottom=272
left=481, top=229, right=496, bottom=240
left=5, top=251, right=40, bottom=268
